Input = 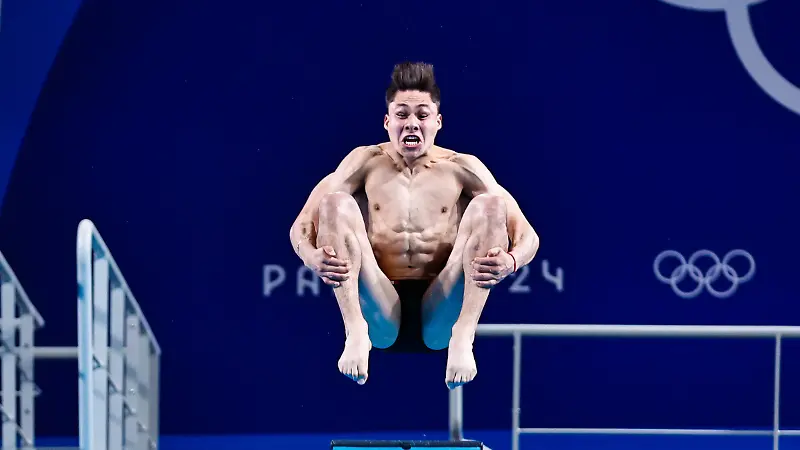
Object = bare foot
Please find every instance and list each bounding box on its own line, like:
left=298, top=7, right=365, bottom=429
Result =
left=338, top=331, right=372, bottom=385
left=445, top=335, right=477, bottom=389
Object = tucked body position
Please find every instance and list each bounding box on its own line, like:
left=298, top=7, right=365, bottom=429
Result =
left=289, top=62, right=540, bottom=389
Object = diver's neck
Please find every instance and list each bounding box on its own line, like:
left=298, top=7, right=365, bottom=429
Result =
left=396, top=148, right=430, bottom=169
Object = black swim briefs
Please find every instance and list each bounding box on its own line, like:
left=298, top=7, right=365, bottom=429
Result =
left=381, top=279, right=443, bottom=353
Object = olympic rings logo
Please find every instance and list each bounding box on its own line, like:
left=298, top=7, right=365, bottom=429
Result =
left=653, top=250, right=756, bottom=299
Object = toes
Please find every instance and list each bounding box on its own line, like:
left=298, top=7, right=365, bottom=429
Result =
left=343, top=368, right=359, bottom=382
left=445, top=369, right=477, bottom=389
left=357, top=361, right=369, bottom=384
left=446, top=378, right=467, bottom=390
left=338, top=361, right=368, bottom=385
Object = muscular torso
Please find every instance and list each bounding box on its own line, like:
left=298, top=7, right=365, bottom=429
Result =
left=356, top=144, right=474, bottom=280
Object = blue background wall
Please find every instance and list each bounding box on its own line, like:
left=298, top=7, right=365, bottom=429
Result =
left=1, top=0, right=799, bottom=444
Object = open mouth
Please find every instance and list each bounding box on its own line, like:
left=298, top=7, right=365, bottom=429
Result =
left=402, top=135, right=422, bottom=148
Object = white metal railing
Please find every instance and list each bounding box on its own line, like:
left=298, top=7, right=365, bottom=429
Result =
left=78, top=219, right=161, bottom=450
left=448, top=323, right=800, bottom=450
left=0, top=220, right=160, bottom=449
left=0, top=250, right=44, bottom=449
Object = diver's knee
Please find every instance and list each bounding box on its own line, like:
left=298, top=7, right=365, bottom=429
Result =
left=422, top=325, right=450, bottom=351
left=471, top=193, right=504, bottom=210
left=319, top=192, right=360, bottom=222
left=466, top=193, right=506, bottom=224
left=369, top=327, right=399, bottom=349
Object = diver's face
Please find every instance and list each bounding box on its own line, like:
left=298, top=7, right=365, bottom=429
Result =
left=384, top=90, right=442, bottom=159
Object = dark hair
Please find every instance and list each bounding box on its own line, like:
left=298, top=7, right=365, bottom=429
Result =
left=385, top=61, right=441, bottom=110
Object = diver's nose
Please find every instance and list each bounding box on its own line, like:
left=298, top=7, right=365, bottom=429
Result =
left=404, top=119, right=420, bottom=132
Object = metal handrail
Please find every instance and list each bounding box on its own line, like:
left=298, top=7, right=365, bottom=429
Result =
left=449, top=323, right=800, bottom=450
left=77, top=219, right=161, bottom=450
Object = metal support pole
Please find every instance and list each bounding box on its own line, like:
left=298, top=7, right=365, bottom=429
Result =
left=93, top=259, right=110, bottom=450
left=449, top=387, right=463, bottom=441
left=77, top=223, right=95, bottom=450
left=18, top=314, right=34, bottom=447
left=137, top=329, right=151, bottom=450
left=512, top=332, right=521, bottom=450
left=109, top=287, right=125, bottom=450
left=125, top=315, right=141, bottom=450
left=773, top=334, right=782, bottom=450
left=33, top=346, right=78, bottom=358
left=150, top=353, right=161, bottom=450
left=1, top=282, right=16, bottom=449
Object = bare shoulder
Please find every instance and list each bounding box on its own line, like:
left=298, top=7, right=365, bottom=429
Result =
left=433, top=147, right=490, bottom=174
left=334, top=145, right=387, bottom=173
left=432, top=146, right=499, bottom=195
left=343, top=144, right=384, bottom=164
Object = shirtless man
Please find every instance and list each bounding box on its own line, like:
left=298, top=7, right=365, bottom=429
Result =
left=289, top=62, right=539, bottom=389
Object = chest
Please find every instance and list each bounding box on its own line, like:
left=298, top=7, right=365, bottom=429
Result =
left=363, top=164, right=463, bottom=217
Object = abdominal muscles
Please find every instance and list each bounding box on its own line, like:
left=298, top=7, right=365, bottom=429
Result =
left=369, top=215, right=458, bottom=280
